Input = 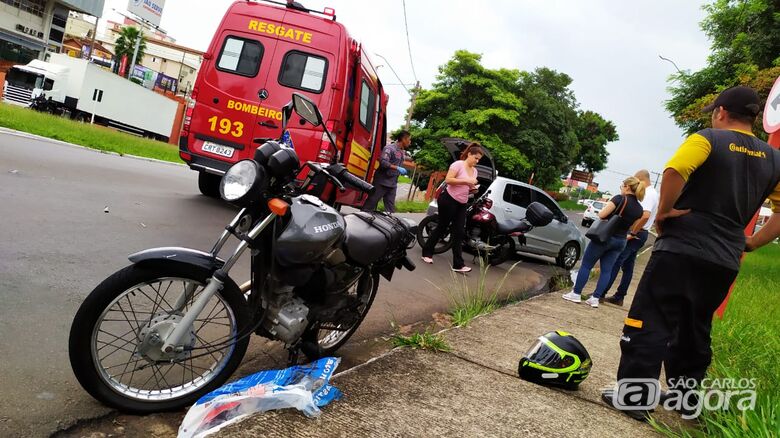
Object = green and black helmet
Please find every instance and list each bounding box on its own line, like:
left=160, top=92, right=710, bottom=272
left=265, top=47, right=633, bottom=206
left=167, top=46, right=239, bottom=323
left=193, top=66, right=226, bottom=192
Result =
left=518, top=331, right=592, bottom=390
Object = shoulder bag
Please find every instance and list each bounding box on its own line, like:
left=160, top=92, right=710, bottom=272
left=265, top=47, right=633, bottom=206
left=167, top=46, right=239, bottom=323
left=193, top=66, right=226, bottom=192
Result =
left=585, top=197, right=627, bottom=244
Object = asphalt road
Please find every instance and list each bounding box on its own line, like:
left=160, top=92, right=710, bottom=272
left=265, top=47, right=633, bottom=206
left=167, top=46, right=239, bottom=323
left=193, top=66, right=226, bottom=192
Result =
left=0, top=130, right=564, bottom=437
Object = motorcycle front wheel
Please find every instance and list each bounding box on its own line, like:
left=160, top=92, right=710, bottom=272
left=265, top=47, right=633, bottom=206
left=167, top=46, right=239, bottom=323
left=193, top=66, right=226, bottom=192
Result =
left=69, top=261, right=251, bottom=413
left=416, top=215, right=453, bottom=254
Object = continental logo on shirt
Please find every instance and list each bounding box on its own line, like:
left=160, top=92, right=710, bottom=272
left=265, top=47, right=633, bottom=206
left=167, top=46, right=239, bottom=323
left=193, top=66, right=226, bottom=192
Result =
left=729, top=143, right=767, bottom=159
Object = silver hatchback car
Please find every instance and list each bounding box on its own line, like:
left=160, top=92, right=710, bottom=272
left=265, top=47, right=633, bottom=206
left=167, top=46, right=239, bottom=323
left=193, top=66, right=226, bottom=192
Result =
left=424, top=139, right=586, bottom=269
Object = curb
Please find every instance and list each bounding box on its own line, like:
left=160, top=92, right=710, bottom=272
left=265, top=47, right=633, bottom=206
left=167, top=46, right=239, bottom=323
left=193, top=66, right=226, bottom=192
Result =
left=0, top=127, right=187, bottom=169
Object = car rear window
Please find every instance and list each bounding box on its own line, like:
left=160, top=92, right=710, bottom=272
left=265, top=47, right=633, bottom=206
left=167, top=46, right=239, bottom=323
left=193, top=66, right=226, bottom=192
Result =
left=217, top=36, right=264, bottom=77
left=593, top=201, right=605, bottom=209
left=278, top=50, right=328, bottom=93
left=503, top=184, right=533, bottom=208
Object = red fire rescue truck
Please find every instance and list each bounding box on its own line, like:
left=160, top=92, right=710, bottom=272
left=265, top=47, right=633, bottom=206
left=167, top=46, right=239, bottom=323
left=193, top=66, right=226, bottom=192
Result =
left=179, top=0, right=389, bottom=207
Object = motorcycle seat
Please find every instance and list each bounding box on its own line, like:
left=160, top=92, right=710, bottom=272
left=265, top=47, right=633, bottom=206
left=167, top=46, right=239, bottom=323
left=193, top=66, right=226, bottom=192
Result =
left=496, top=218, right=531, bottom=235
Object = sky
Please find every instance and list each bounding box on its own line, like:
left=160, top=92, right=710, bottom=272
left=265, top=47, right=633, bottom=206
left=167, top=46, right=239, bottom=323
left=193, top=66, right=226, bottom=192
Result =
left=102, top=0, right=712, bottom=193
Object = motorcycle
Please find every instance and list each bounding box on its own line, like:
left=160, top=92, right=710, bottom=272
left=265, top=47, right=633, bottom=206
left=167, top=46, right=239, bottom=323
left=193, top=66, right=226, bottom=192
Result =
left=416, top=188, right=553, bottom=265
left=68, top=93, right=418, bottom=413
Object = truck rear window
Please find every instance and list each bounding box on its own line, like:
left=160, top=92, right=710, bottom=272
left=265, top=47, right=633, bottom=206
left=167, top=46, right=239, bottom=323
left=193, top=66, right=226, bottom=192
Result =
left=278, top=51, right=327, bottom=93
left=217, top=36, right=264, bottom=77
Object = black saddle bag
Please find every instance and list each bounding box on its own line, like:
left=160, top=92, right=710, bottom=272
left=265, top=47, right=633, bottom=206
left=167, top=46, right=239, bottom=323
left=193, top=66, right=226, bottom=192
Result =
left=343, top=212, right=415, bottom=266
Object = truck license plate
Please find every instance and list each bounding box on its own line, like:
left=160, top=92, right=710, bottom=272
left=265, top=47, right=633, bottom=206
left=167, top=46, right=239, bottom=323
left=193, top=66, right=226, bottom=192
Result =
left=202, top=142, right=235, bottom=158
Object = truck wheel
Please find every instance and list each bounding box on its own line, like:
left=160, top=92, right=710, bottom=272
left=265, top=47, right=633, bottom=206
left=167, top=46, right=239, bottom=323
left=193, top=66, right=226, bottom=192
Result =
left=198, top=172, right=222, bottom=198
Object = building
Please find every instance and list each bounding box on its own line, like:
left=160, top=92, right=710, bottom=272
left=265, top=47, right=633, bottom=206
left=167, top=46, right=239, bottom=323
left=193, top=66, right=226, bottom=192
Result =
left=101, top=19, right=202, bottom=95
left=0, top=0, right=103, bottom=70
left=62, top=35, right=112, bottom=66
left=65, top=14, right=202, bottom=96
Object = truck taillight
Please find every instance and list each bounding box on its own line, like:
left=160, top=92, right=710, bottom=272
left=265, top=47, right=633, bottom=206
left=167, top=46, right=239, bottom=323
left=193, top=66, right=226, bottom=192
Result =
left=182, top=106, right=194, bottom=137
left=316, top=120, right=338, bottom=163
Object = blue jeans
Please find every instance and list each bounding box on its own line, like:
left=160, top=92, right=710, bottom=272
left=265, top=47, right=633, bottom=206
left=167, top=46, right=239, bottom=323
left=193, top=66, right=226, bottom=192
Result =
left=573, top=236, right=627, bottom=298
left=604, top=229, right=649, bottom=299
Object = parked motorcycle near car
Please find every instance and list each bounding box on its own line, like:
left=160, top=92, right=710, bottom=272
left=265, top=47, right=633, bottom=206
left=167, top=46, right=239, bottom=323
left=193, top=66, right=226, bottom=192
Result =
left=416, top=187, right=554, bottom=265
left=68, top=93, right=420, bottom=413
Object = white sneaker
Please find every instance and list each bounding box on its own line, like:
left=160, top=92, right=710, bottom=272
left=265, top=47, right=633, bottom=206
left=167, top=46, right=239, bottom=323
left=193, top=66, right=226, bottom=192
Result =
left=585, top=296, right=600, bottom=308
left=562, top=291, right=582, bottom=303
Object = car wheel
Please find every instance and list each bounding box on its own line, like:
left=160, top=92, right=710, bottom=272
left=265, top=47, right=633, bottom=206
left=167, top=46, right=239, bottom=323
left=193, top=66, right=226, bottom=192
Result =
left=556, top=242, right=580, bottom=270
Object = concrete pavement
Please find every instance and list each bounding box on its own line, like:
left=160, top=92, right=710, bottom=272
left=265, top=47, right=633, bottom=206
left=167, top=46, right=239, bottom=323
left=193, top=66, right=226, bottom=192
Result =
left=216, top=252, right=685, bottom=437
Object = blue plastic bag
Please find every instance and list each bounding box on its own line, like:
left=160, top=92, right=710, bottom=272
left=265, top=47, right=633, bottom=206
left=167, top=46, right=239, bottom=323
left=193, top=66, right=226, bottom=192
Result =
left=178, top=357, right=342, bottom=438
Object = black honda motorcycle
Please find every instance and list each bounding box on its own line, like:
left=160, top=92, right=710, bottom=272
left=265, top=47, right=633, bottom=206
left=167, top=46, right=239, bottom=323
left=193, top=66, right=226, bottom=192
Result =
left=68, top=93, right=419, bottom=413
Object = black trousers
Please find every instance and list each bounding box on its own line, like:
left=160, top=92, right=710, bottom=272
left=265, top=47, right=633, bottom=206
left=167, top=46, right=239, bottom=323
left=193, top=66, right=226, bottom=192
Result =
left=362, top=184, right=398, bottom=213
left=617, top=251, right=738, bottom=389
left=422, top=190, right=468, bottom=269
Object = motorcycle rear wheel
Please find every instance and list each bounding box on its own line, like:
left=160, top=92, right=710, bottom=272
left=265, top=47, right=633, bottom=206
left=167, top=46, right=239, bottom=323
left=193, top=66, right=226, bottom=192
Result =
left=416, top=215, right=453, bottom=254
left=69, top=261, right=251, bottom=413
left=484, top=237, right=516, bottom=266
left=303, top=272, right=379, bottom=359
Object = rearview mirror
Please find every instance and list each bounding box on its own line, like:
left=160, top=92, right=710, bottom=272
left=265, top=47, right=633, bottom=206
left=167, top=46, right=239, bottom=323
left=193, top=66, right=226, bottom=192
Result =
left=292, top=93, right=321, bottom=127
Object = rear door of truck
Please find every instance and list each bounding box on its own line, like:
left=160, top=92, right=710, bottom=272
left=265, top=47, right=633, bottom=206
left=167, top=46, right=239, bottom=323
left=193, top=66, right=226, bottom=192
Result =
left=257, top=10, right=340, bottom=164
left=189, top=5, right=284, bottom=164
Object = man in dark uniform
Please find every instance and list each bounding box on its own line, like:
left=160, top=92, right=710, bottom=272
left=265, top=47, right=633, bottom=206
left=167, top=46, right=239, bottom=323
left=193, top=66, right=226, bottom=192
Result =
left=602, top=86, right=780, bottom=420
left=362, top=130, right=411, bottom=213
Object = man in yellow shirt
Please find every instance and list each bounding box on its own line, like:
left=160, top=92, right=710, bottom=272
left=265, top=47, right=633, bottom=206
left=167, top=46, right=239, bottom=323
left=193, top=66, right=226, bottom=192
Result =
left=602, top=86, right=780, bottom=420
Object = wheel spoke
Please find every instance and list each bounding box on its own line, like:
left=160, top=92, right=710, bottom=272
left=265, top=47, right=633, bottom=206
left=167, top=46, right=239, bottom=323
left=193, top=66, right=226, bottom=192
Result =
left=92, top=276, right=239, bottom=402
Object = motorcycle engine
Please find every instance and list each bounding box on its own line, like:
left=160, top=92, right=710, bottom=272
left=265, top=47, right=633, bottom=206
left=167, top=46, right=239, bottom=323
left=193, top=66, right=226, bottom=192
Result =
left=262, top=286, right=309, bottom=345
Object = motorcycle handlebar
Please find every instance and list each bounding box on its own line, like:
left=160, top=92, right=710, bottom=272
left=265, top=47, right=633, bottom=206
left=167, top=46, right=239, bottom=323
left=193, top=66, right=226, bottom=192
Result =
left=328, top=164, right=375, bottom=194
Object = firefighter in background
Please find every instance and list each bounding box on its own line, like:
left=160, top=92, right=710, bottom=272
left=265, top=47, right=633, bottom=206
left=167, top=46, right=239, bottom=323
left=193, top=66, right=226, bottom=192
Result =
left=602, top=86, right=780, bottom=420
left=362, top=130, right=411, bottom=213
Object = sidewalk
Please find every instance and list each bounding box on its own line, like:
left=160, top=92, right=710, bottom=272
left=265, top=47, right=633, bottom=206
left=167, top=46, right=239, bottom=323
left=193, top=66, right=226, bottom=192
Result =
left=217, top=252, right=683, bottom=437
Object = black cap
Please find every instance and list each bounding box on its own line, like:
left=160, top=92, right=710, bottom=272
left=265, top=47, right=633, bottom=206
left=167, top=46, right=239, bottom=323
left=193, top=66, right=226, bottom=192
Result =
left=702, top=85, right=761, bottom=116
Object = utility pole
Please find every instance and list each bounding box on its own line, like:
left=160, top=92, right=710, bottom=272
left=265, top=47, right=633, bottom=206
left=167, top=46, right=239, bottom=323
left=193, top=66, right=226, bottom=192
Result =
left=88, top=16, right=98, bottom=62
left=404, top=81, right=420, bottom=130
left=128, top=28, right=142, bottom=80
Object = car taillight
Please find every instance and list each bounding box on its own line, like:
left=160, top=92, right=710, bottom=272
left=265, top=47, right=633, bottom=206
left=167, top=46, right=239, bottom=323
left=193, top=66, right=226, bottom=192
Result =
left=316, top=120, right=337, bottom=163
left=484, top=198, right=493, bottom=209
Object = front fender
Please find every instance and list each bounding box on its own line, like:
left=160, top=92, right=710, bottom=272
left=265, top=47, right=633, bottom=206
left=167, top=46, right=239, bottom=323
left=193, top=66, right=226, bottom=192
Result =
left=128, top=247, right=225, bottom=272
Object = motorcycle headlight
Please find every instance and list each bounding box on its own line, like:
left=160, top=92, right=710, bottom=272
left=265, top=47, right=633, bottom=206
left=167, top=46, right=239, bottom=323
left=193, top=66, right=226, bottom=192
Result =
left=219, top=160, right=267, bottom=204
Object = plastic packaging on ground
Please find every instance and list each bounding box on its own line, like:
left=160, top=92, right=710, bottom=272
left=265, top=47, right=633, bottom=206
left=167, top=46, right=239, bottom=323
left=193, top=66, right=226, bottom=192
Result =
left=178, top=357, right=342, bottom=438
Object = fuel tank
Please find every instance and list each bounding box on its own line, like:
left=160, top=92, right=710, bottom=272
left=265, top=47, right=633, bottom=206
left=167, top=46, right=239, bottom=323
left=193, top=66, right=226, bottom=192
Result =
left=276, top=194, right=345, bottom=266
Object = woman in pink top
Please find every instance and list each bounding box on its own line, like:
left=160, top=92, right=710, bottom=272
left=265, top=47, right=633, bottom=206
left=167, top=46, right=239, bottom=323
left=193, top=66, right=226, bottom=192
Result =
left=421, top=143, right=484, bottom=273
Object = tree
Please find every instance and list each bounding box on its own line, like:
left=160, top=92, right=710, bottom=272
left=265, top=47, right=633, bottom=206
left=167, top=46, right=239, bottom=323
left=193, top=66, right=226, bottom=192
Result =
left=114, top=26, right=147, bottom=77
left=409, top=51, right=617, bottom=188
left=666, top=0, right=780, bottom=137
left=575, top=111, right=619, bottom=172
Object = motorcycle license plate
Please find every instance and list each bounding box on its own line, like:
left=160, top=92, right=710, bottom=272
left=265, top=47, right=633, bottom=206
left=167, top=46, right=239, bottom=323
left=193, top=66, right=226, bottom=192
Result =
left=202, top=141, right=235, bottom=158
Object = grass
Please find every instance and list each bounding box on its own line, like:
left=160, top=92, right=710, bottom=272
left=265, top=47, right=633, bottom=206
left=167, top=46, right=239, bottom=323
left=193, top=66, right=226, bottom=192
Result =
left=391, top=330, right=451, bottom=352
left=0, top=103, right=179, bottom=163
left=398, top=175, right=413, bottom=184
left=652, top=244, right=780, bottom=437
left=378, top=199, right=429, bottom=213
left=434, top=257, right=520, bottom=327
left=557, top=199, right=587, bottom=211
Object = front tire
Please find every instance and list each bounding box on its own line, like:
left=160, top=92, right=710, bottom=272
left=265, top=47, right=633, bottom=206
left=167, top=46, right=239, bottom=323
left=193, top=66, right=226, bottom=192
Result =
left=69, top=261, right=251, bottom=413
left=416, top=215, right=453, bottom=254
left=198, top=171, right=222, bottom=198
left=556, top=242, right=580, bottom=270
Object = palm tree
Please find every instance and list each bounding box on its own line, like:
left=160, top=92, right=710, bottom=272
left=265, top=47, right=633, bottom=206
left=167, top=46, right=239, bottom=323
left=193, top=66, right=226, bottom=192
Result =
left=114, top=26, right=147, bottom=77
